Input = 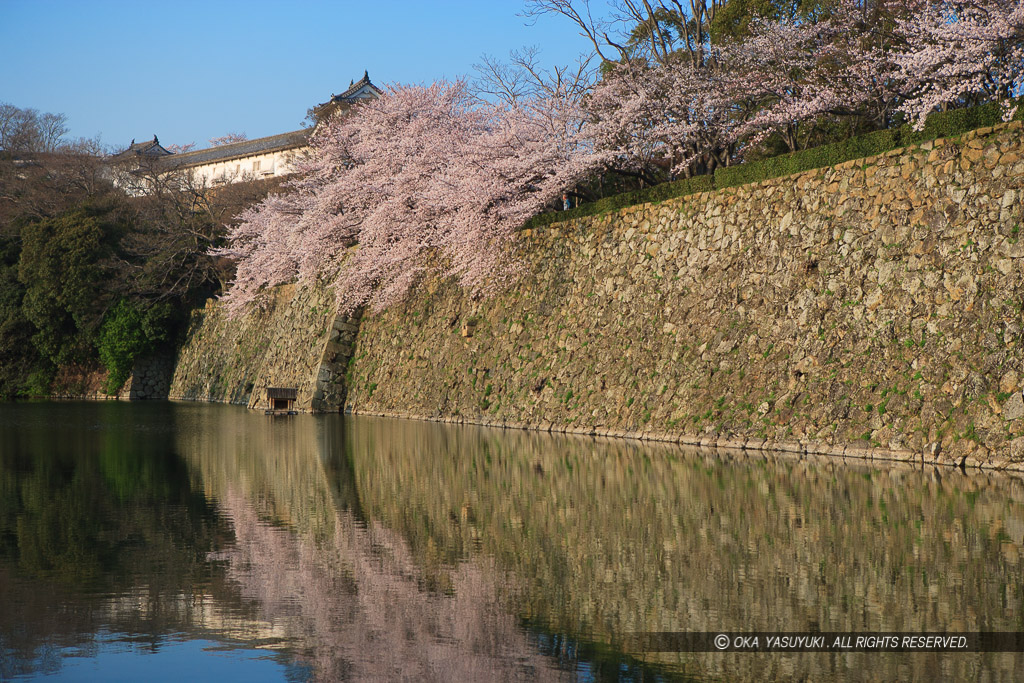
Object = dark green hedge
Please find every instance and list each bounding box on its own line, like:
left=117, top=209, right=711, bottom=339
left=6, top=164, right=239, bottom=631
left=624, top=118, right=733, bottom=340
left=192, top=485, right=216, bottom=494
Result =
left=713, top=127, right=904, bottom=188
left=715, top=99, right=1024, bottom=188
left=527, top=175, right=714, bottom=229
left=525, top=99, right=1023, bottom=229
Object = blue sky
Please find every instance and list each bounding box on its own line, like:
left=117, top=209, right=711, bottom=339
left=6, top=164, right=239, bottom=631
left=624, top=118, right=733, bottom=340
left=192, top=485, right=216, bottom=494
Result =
left=0, top=0, right=600, bottom=150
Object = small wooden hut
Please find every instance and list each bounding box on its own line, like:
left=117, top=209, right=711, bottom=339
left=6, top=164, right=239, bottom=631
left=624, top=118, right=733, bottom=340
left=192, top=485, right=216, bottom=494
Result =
left=265, top=387, right=298, bottom=414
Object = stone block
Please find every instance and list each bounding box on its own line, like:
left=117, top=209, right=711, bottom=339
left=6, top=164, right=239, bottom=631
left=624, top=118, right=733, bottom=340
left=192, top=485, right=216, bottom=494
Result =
left=1003, top=393, right=1024, bottom=421
left=1001, top=371, right=1020, bottom=394
left=1010, top=437, right=1024, bottom=462
left=333, top=321, right=361, bottom=333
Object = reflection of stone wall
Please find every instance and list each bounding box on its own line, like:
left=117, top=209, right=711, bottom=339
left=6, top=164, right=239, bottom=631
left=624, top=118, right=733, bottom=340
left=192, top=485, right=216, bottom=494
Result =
left=348, top=123, right=1024, bottom=468
left=168, top=283, right=348, bottom=411
left=345, top=416, right=1024, bottom=680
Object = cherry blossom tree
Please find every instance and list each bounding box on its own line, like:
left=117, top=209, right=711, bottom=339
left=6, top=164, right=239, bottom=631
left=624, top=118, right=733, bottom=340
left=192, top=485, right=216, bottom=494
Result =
left=583, top=57, right=739, bottom=178
left=581, top=1, right=917, bottom=171
left=218, top=80, right=601, bottom=314
left=718, top=1, right=909, bottom=152
left=894, top=0, right=1024, bottom=127
left=473, top=47, right=607, bottom=201
left=717, top=19, right=838, bottom=152
left=164, top=142, right=196, bottom=154
left=209, top=132, right=248, bottom=147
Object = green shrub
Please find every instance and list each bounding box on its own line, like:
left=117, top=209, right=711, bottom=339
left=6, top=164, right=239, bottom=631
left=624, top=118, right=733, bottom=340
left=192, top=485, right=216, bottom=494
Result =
left=714, top=127, right=903, bottom=188
left=919, top=100, right=1022, bottom=139
left=98, top=299, right=174, bottom=394
left=22, top=367, right=55, bottom=397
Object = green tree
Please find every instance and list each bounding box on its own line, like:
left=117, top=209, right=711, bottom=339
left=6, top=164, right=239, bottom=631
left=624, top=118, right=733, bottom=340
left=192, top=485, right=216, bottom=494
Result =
left=0, top=237, right=37, bottom=395
left=17, top=204, right=126, bottom=370
left=97, top=299, right=175, bottom=393
left=711, top=0, right=830, bottom=41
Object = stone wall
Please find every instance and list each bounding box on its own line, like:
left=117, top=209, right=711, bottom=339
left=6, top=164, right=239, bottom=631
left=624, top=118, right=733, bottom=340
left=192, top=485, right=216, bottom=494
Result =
left=119, top=353, right=174, bottom=400
left=168, top=281, right=348, bottom=411
left=346, top=122, right=1024, bottom=469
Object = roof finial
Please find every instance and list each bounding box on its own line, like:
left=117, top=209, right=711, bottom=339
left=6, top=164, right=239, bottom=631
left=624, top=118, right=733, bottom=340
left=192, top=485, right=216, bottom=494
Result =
left=153, top=134, right=159, bottom=143
left=130, top=138, right=135, bottom=146
left=364, top=69, right=369, bottom=81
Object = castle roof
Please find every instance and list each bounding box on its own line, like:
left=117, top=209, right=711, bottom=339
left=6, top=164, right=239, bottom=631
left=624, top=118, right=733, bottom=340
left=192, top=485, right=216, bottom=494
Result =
left=114, top=135, right=173, bottom=158
left=166, top=129, right=310, bottom=168
left=313, top=71, right=383, bottom=120
left=322, top=71, right=383, bottom=106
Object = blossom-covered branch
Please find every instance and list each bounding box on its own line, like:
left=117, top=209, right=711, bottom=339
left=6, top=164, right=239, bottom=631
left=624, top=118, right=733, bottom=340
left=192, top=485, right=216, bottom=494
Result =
left=217, top=81, right=602, bottom=315
left=895, top=0, right=1024, bottom=127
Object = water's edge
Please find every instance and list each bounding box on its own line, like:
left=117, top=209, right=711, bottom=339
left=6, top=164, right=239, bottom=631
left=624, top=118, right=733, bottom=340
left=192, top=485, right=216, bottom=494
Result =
left=351, top=407, right=1024, bottom=474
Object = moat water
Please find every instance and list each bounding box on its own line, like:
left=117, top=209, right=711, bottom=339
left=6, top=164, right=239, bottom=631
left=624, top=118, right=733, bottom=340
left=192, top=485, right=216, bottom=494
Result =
left=1, top=401, right=1022, bottom=681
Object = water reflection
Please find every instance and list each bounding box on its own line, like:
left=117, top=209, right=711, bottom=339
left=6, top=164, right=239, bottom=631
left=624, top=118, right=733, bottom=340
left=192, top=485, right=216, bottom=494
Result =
left=0, top=402, right=284, bottom=680
left=2, top=402, right=1023, bottom=680
left=175, top=405, right=568, bottom=681
left=342, top=417, right=1024, bottom=680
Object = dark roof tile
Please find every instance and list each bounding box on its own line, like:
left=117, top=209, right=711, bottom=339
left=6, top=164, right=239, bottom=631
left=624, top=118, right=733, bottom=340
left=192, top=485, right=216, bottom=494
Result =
left=114, top=135, right=173, bottom=158
left=166, top=129, right=309, bottom=168
left=316, top=71, right=383, bottom=112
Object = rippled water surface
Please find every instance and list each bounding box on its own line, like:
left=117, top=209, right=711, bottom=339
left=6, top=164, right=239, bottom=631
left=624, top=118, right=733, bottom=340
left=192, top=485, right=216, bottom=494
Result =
left=1, top=401, right=1022, bottom=681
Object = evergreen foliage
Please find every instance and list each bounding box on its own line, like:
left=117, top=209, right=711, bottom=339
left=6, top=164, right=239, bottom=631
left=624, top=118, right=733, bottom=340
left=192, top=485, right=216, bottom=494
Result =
left=16, top=205, right=124, bottom=367
left=97, top=299, right=175, bottom=395
left=0, top=237, right=37, bottom=397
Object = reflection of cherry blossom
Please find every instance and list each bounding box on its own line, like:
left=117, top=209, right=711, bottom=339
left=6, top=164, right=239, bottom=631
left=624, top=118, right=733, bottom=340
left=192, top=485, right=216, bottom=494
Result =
left=217, top=488, right=564, bottom=681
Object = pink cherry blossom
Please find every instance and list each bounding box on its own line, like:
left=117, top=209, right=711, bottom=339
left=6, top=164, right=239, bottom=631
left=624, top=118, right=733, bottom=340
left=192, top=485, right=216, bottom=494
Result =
left=217, top=80, right=602, bottom=315
left=894, top=0, right=1024, bottom=127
